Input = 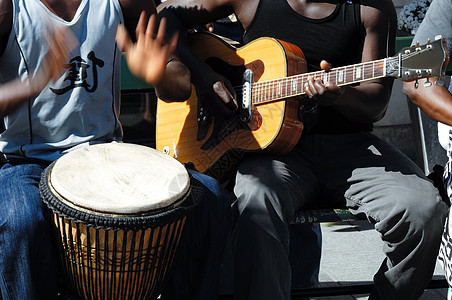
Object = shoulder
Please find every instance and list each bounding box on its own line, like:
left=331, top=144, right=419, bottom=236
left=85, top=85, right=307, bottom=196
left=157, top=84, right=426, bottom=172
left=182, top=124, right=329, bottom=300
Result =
left=414, top=0, right=452, bottom=47
left=359, top=0, right=396, bottom=30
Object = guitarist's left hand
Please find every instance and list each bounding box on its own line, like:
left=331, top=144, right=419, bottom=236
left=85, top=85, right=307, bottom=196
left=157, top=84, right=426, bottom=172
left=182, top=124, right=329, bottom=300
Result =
left=304, top=60, right=344, bottom=106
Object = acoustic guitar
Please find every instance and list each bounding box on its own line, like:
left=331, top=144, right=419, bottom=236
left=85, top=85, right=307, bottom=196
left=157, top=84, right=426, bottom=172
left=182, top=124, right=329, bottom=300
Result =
left=156, top=32, right=449, bottom=182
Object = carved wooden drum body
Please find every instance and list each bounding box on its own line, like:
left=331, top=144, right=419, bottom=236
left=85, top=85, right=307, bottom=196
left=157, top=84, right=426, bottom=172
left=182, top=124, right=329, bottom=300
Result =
left=40, top=143, right=195, bottom=300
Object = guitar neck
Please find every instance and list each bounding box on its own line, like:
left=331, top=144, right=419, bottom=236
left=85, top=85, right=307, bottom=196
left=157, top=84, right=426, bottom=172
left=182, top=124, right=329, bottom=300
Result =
left=252, top=57, right=394, bottom=104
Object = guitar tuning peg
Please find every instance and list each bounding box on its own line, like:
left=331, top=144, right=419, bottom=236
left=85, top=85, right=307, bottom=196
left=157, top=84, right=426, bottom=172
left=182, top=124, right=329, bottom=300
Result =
left=424, top=78, right=432, bottom=87
left=435, top=35, right=443, bottom=41
left=414, top=80, right=419, bottom=89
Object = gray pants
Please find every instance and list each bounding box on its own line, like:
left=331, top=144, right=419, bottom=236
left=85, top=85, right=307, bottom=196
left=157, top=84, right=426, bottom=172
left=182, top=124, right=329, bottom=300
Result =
left=231, top=133, right=448, bottom=300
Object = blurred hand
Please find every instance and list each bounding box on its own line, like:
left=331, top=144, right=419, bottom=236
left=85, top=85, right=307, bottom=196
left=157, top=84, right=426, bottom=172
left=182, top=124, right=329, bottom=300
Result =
left=30, top=25, right=78, bottom=93
left=116, top=12, right=178, bottom=84
left=0, top=25, right=77, bottom=117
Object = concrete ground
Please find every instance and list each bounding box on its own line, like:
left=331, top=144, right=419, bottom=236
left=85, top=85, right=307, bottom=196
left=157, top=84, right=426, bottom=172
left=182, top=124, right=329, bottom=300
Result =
left=310, top=220, right=448, bottom=300
left=219, top=219, right=449, bottom=300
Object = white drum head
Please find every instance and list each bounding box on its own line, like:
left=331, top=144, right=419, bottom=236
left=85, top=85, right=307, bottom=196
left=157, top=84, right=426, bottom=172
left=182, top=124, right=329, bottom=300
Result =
left=48, top=143, right=190, bottom=215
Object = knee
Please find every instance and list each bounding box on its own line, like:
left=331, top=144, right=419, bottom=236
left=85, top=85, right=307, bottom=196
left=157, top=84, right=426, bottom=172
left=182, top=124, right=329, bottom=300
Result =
left=233, top=179, right=295, bottom=229
left=375, top=183, right=448, bottom=240
left=402, top=184, right=446, bottom=229
left=1, top=200, right=46, bottom=236
left=188, top=169, right=227, bottom=199
left=0, top=185, right=46, bottom=236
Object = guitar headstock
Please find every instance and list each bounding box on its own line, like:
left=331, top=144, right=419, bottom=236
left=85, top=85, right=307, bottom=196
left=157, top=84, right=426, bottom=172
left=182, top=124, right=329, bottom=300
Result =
left=386, top=36, right=450, bottom=81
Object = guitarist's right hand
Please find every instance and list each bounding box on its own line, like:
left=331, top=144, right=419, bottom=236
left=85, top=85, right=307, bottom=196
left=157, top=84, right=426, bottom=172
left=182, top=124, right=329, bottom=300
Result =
left=191, top=67, right=238, bottom=146
left=194, top=70, right=238, bottom=118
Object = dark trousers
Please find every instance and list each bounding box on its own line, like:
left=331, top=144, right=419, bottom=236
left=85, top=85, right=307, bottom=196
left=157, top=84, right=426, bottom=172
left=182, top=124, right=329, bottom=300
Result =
left=231, top=133, right=448, bottom=300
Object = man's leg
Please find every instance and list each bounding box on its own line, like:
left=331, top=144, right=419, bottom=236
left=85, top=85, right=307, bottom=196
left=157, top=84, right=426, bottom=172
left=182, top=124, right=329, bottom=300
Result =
left=313, top=133, right=449, bottom=300
left=160, top=169, right=231, bottom=300
left=231, top=152, right=321, bottom=300
left=289, top=223, right=322, bottom=289
left=0, top=163, right=59, bottom=300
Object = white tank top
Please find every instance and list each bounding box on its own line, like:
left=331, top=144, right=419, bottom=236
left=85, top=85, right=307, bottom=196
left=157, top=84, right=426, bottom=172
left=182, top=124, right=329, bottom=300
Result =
left=0, top=0, right=124, bottom=161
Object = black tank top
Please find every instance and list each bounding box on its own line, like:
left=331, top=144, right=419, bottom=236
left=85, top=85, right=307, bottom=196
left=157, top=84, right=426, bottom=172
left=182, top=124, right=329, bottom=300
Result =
left=243, top=0, right=373, bottom=134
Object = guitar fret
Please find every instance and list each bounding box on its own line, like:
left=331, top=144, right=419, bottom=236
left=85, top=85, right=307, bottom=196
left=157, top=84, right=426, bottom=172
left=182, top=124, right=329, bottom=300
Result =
left=300, top=75, right=306, bottom=95
left=354, top=65, right=362, bottom=80
left=270, top=81, right=275, bottom=100
left=258, top=82, right=263, bottom=103
left=286, top=78, right=291, bottom=97
left=347, top=67, right=354, bottom=83
left=337, top=68, right=345, bottom=84
left=273, top=81, right=276, bottom=99
left=255, top=84, right=260, bottom=104
left=292, top=78, right=297, bottom=92
left=320, top=72, right=325, bottom=84
left=282, top=79, right=287, bottom=98
left=284, top=78, right=290, bottom=97
left=363, top=62, right=373, bottom=80
left=362, top=63, right=368, bottom=80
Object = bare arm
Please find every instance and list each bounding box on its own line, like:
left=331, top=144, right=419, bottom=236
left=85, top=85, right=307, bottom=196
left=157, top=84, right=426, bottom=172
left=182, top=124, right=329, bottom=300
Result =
left=0, top=2, right=76, bottom=117
left=157, top=0, right=235, bottom=84
left=336, top=1, right=396, bottom=123
left=305, top=0, right=397, bottom=123
left=157, top=0, right=247, bottom=116
left=402, top=0, right=452, bottom=126
left=0, top=26, right=77, bottom=117
left=404, top=78, right=452, bottom=126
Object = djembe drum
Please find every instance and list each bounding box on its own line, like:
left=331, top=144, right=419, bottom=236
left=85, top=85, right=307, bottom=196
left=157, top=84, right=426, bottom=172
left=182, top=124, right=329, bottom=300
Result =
left=40, top=143, right=196, bottom=300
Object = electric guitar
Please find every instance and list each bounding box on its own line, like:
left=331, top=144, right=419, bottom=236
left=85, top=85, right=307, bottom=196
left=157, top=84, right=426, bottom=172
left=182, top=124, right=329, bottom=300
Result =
left=156, top=32, right=449, bottom=182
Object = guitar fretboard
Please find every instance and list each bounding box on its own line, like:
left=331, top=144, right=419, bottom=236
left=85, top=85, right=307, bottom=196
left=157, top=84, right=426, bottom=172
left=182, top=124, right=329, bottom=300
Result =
left=252, top=58, right=393, bottom=104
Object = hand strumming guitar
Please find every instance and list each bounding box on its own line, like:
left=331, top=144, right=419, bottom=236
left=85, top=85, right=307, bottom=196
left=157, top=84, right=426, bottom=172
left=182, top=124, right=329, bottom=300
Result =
left=187, top=61, right=239, bottom=144
left=196, top=66, right=238, bottom=116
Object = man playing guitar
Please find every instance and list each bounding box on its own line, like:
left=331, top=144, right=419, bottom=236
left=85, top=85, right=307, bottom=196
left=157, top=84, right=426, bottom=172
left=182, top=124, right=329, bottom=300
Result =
left=156, top=0, right=449, bottom=299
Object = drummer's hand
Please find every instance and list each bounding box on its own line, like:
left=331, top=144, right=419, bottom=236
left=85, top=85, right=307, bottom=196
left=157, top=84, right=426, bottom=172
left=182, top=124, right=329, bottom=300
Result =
left=116, top=12, right=178, bottom=85
left=304, top=60, right=344, bottom=106
left=0, top=26, right=77, bottom=117
left=30, top=26, right=78, bottom=94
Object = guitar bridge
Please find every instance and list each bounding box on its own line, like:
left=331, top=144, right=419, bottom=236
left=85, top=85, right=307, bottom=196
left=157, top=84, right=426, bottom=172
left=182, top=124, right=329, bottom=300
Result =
left=240, top=69, right=253, bottom=122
